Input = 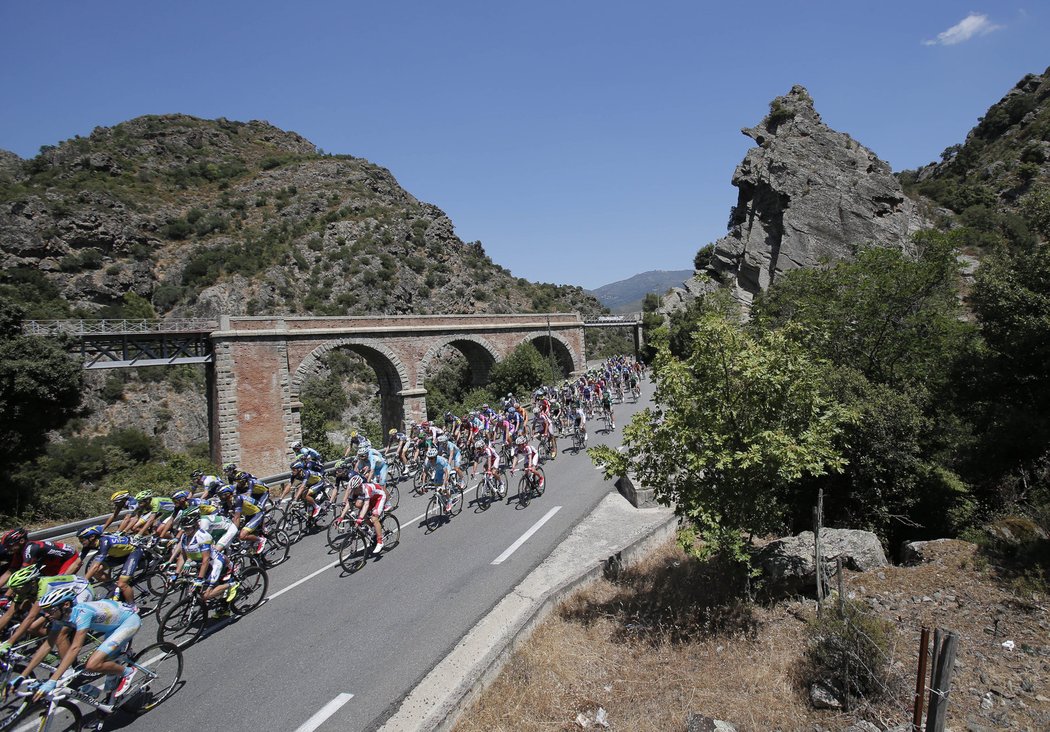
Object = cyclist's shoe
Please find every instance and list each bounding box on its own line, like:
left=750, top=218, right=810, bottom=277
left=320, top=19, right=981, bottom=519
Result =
left=225, top=582, right=240, bottom=603
left=538, top=477, right=545, bottom=487
left=255, top=537, right=268, bottom=555
left=372, top=542, right=384, bottom=555
left=311, top=504, right=321, bottom=519
left=213, top=605, right=232, bottom=618
left=112, top=667, right=137, bottom=699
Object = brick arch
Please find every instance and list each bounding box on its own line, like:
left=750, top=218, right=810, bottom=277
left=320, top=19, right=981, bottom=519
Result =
left=416, top=334, right=501, bottom=390
left=290, top=338, right=411, bottom=436
left=522, top=330, right=580, bottom=377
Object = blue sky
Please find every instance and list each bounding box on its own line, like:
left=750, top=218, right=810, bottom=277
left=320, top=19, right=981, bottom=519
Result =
left=1, top=2, right=1047, bottom=290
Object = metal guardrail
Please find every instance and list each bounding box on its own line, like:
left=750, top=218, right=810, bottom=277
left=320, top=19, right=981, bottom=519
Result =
left=27, top=462, right=337, bottom=543
left=23, top=319, right=218, bottom=337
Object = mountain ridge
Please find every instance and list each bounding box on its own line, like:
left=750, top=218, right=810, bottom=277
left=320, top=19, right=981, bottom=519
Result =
left=588, top=269, right=693, bottom=313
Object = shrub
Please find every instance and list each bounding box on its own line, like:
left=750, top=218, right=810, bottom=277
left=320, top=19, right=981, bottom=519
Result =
left=100, top=373, right=125, bottom=402
left=802, top=600, right=895, bottom=702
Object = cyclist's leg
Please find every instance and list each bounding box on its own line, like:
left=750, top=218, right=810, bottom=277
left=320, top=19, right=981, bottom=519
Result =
left=88, top=613, right=141, bottom=677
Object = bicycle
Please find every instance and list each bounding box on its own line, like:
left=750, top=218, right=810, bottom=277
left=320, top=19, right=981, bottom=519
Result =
left=423, top=482, right=463, bottom=531
left=336, top=513, right=401, bottom=574
left=474, top=470, right=508, bottom=511
left=156, top=563, right=268, bottom=645
left=512, top=466, right=546, bottom=508
left=1, top=640, right=182, bottom=731
left=571, top=428, right=586, bottom=453
left=537, top=434, right=556, bottom=462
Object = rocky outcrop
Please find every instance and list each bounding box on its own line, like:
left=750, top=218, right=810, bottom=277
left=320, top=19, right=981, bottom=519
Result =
left=705, top=86, right=922, bottom=309
left=756, top=527, right=889, bottom=597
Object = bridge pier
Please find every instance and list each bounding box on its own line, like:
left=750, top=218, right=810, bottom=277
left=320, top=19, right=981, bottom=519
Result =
left=398, top=389, right=428, bottom=429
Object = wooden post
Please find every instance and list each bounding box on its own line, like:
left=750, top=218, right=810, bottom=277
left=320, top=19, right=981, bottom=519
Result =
left=925, top=631, right=959, bottom=732
left=814, top=488, right=824, bottom=615
left=912, top=626, right=930, bottom=731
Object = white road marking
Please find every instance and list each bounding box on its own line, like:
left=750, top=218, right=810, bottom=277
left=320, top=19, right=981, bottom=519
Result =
left=294, top=692, right=354, bottom=732
left=491, top=506, right=562, bottom=565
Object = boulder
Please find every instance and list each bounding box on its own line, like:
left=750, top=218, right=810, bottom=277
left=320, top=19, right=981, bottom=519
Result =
left=757, top=528, right=888, bottom=596
left=809, top=681, right=843, bottom=710
left=901, top=538, right=960, bottom=565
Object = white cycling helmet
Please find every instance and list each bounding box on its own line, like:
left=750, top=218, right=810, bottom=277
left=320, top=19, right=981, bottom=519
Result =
left=474, top=439, right=486, bottom=450
left=425, top=447, right=438, bottom=458
left=515, top=435, right=527, bottom=446
left=38, top=586, right=80, bottom=609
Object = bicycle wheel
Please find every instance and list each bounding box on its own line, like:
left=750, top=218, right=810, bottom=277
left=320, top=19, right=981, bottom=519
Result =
left=385, top=483, right=400, bottom=512
left=261, top=531, right=290, bottom=567
left=449, top=486, right=464, bottom=517
left=144, top=568, right=171, bottom=599
left=476, top=477, right=492, bottom=511
left=534, top=467, right=546, bottom=497
left=327, top=516, right=354, bottom=552
left=154, top=578, right=189, bottom=620
left=379, top=513, right=400, bottom=551
left=517, top=475, right=532, bottom=507
left=280, top=509, right=306, bottom=544
left=412, top=467, right=426, bottom=493
left=338, top=530, right=368, bottom=573
left=129, top=569, right=163, bottom=617
left=157, top=595, right=208, bottom=646
left=388, top=461, right=404, bottom=483
left=424, top=495, right=443, bottom=532
left=10, top=699, right=81, bottom=732
left=121, top=642, right=183, bottom=713
left=229, top=566, right=268, bottom=616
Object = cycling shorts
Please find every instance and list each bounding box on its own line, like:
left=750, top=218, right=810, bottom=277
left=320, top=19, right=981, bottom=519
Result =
left=203, top=552, right=228, bottom=586
left=96, top=547, right=143, bottom=580
left=242, top=511, right=266, bottom=533
left=97, top=613, right=142, bottom=658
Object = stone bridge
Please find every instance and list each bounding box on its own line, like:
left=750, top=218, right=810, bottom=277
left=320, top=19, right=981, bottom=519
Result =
left=211, top=313, right=586, bottom=477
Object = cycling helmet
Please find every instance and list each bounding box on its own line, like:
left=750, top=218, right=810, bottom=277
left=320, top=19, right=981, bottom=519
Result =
left=179, top=508, right=201, bottom=527
left=532, top=407, right=540, bottom=414
left=291, top=440, right=303, bottom=451
left=0, top=528, right=27, bottom=548
left=235, top=471, right=251, bottom=483
left=436, top=434, right=448, bottom=444
left=171, top=490, right=190, bottom=502
left=515, top=435, right=527, bottom=446
left=356, top=446, right=369, bottom=458
left=191, top=469, right=205, bottom=480
left=38, top=586, right=79, bottom=610
left=421, top=421, right=430, bottom=428
left=290, top=460, right=305, bottom=472
left=135, top=490, right=153, bottom=502
left=5, top=565, right=41, bottom=591
left=221, top=462, right=236, bottom=473
left=425, top=447, right=438, bottom=459
left=388, top=428, right=397, bottom=436
left=474, top=439, right=486, bottom=450
left=110, top=490, right=131, bottom=504
left=217, top=485, right=235, bottom=497
left=77, top=525, right=104, bottom=542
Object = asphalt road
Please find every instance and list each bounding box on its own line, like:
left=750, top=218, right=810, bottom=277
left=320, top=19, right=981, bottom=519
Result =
left=111, top=380, right=653, bottom=732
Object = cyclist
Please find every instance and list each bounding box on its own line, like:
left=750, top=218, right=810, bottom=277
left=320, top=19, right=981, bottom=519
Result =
left=573, top=401, right=588, bottom=445
left=233, top=470, right=270, bottom=511
left=292, top=439, right=323, bottom=465
left=282, top=460, right=330, bottom=518
left=131, top=492, right=176, bottom=537
left=15, top=587, right=141, bottom=701
left=100, top=491, right=136, bottom=534
left=509, top=435, right=545, bottom=489
left=77, top=526, right=141, bottom=606
left=0, top=528, right=80, bottom=589
left=472, top=438, right=506, bottom=500
left=601, top=389, right=616, bottom=430
left=171, top=509, right=238, bottom=614
left=158, top=489, right=203, bottom=538
left=347, top=480, right=387, bottom=554
left=384, top=427, right=409, bottom=466
left=191, top=470, right=226, bottom=500
left=436, top=434, right=465, bottom=488
left=355, top=444, right=389, bottom=487
left=212, top=484, right=260, bottom=545
left=422, top=447, right=453, bottom=507
left=532, top=408, right=557, bottom=460
left=0, top=567, right=93, bottom=652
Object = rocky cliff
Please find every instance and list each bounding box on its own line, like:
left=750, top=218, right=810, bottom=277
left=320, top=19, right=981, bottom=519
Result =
left=674, top=86, right=924, bottom=311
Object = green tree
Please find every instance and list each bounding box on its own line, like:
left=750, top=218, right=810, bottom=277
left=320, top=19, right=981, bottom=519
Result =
left=591, top=314, right=851, bottom=566
left=0, top=297, right=84, bottom=480
left=752, top=232, right=970, bottom=388
left=487, top=343, right=557, bottom=398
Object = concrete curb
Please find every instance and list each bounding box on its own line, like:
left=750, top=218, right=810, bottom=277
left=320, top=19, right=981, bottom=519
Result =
left=378, top=494, right=679, bottom=732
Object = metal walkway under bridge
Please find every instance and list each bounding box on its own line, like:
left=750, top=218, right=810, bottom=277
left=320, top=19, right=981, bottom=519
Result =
left=23, top=319, right=218, bottom=369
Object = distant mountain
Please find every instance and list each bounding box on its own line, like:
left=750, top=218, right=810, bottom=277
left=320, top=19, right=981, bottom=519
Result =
left=589, top=270, right=693, bottom=313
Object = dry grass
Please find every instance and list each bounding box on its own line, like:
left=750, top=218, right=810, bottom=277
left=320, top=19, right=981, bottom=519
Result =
left=455, top=537, right=1050, bottom=732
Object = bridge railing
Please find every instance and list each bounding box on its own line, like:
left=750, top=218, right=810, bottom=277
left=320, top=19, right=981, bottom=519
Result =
left=23, top=319, right=219, bottom=337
